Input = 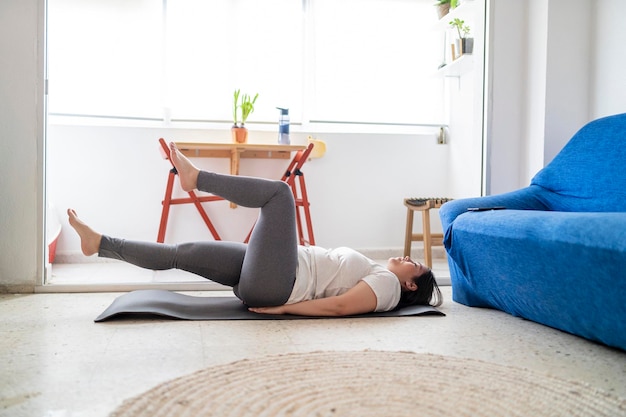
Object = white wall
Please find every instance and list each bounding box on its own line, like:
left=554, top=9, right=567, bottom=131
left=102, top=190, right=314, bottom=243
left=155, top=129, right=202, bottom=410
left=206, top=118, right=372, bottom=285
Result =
left=523, top=0, right=548, bottom=182
left=48, top=125, right=451, bottom=258
left=0, top=0, right=45, bottom=291
left=590, top=0, right=626, bottom=119
left=447, top=0, right=486, bottom=199
left=486, top=0, right=625, bottom=193
left=542, top=0, right=592, bottom=166
left=484, top=0, right=528, bottom=194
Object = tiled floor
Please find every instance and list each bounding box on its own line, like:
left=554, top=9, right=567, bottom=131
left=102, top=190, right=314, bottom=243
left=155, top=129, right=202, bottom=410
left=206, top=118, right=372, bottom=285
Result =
left=1, top=262, right=625, bottom=417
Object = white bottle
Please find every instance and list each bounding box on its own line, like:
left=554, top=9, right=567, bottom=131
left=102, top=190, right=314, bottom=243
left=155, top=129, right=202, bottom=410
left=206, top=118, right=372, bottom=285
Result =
left=277, top=107, right=290, bottom=144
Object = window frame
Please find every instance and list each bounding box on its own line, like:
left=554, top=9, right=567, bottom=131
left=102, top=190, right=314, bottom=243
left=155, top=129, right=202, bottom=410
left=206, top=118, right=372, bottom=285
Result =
left=46, top=0, right=449, bottom=134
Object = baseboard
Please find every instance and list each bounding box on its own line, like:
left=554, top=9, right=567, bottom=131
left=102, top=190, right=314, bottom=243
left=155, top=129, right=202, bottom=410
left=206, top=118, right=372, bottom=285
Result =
left=54, top=251, right=117, bottom=264
left=0, top=284, right=36, bottom=294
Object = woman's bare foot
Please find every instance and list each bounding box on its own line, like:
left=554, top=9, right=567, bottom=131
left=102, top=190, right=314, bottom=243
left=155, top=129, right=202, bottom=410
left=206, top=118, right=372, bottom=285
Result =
left=169, top=142, right=200, bottom=192
left=67, top=209, right=102, bottom=256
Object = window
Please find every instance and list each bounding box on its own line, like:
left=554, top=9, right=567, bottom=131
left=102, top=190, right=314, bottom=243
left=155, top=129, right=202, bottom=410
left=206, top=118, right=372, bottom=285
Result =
left=309, top=0, right=444, bottom=125
left=47, top=0, right=163, bottom=119
left=165, top=0, right=303, bottom=123
left=47, top=0, right=445, bottom=127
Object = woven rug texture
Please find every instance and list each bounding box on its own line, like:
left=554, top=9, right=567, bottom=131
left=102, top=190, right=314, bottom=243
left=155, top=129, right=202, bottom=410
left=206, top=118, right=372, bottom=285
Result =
left=111, top=350, right=626, bottom=417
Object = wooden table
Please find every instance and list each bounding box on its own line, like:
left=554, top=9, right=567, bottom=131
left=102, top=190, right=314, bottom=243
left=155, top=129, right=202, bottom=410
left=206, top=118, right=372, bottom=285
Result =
left=157, top=139, right=315, bottom=243
left=175, top=142, right=307, bottom=177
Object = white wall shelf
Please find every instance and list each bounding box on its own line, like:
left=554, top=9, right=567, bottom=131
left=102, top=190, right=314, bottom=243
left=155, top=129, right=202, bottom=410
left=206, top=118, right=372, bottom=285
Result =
left=433, top=0, right=476, bottom=77
left=438, top=54, right=474, bottom=77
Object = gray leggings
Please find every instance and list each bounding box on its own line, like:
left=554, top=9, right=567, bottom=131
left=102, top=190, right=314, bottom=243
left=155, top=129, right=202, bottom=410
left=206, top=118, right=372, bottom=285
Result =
left=99, top=171, right=298, bottom=307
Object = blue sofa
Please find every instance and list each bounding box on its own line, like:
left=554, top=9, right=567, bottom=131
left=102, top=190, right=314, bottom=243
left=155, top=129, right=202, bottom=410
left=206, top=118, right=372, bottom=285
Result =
left=439, top=113, right=626, bottom=351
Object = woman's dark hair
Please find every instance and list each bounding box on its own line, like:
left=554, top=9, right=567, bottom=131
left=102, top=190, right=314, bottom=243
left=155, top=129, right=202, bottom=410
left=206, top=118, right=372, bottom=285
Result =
left=396, top=269, right=442, bottom=309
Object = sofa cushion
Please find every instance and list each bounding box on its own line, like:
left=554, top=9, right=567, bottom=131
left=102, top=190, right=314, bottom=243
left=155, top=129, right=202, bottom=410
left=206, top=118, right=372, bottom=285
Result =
left=531, top=113, right=626, bottom=212
left=446, top=209, right=626, bottom=350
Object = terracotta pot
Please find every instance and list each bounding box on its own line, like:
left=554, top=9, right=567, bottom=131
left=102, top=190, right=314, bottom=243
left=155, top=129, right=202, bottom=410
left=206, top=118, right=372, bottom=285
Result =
left=436, top=3, right=450, bottom=19
left=231, top=126, right=248, bottom=143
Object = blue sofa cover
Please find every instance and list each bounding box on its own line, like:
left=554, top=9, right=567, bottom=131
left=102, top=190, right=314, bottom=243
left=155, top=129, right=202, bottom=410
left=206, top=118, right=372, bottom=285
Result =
left=439, top=113, right=626, bottom=351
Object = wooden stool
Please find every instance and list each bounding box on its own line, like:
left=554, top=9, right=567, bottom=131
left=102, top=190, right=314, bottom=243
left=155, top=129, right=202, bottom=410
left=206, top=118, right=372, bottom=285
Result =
left=403, top=198, right=452, bottom=268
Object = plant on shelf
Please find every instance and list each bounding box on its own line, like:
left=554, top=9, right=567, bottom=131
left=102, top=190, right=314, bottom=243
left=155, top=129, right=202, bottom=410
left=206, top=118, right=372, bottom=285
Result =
left=434, top=0, right=450, bottom=19
left=449, top=17, right=474, bottom=58
left=449, top=18, right=470, bottom=38
left=434, top=0, right=458, bottom=19
left=231, top=89, right=259, bottom=143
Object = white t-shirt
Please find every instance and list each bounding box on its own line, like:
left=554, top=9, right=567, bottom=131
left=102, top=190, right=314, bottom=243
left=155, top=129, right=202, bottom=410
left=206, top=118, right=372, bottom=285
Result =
left=287, top=246, right=401, bottom=312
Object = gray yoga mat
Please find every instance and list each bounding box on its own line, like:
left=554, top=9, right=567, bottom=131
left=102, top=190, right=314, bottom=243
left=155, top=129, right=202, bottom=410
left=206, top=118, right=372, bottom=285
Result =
left=95, top=289, right=445, bottom=322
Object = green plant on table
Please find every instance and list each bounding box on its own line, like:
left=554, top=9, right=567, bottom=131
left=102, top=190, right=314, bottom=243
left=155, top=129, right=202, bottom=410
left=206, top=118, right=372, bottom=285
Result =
left=232, top=89, right=259, bottom=127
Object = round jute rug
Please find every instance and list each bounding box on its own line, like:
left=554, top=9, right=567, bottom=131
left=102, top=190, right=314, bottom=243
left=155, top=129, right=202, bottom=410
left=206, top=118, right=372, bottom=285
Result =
left=111, top=351, right=625, bottom=417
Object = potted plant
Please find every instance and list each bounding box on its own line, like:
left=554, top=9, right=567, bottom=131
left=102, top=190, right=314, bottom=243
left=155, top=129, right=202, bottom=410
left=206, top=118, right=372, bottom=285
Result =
left=434, top=0, right=451, bottom=19
left=232, top=89, right=259, bottom=144
left=434, top=0, right=458, bottom=19
left=449, top=17, right=473, bottom=57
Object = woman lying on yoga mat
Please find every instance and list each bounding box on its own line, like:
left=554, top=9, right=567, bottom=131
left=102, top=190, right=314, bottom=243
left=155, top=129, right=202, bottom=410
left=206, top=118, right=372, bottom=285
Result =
left=68, top=142, right=442, bottom=316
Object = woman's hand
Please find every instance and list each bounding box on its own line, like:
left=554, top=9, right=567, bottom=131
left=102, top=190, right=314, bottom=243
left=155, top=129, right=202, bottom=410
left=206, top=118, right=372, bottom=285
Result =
left=248, top=281, right=377, bottom=317
left=249, top=306, right=286, bottom=315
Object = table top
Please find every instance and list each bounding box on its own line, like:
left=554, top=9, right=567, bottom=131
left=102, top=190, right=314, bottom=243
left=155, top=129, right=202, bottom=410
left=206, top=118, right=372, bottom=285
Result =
left=174, top=141, right=306, bottom=162
left=175, top=142, right=306, bottom=152
left=171, top=141, right=307, bottom=208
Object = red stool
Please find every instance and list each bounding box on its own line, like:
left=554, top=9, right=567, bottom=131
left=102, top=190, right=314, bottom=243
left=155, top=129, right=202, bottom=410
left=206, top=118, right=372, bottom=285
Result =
left=245, top=142, right=316, bottom=246
left=157, top=138, right=222, bottom=243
